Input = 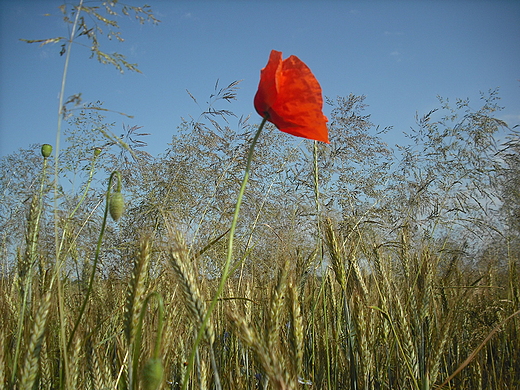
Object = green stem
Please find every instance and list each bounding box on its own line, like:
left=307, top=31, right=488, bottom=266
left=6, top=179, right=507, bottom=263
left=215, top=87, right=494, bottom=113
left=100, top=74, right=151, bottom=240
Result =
left=182, top=117, right=268, bottom=390
left=53, top=0, right=84, bottom=256
left=53, top=3, right=84, bottom=388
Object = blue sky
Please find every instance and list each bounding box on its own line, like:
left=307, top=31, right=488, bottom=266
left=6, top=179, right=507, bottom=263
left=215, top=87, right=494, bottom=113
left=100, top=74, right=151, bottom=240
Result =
left=1, top=0, right=519, bottom=158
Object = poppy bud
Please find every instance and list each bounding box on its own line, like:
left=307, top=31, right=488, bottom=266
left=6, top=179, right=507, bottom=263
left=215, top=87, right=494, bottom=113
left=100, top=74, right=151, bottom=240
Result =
left=142, top=358, right=164, bottom=390
left=109, top=191, right=125, bottom=221
left=41, top=144, right=52, bottom=158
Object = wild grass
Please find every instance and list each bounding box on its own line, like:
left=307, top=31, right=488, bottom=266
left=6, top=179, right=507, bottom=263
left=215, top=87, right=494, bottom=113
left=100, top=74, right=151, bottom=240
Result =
left=1, top=180, right=519, bottom=389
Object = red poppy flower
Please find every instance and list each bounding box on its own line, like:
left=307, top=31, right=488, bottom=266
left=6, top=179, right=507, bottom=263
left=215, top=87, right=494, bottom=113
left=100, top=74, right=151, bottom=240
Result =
left=254, top=50, right=329, bottom=144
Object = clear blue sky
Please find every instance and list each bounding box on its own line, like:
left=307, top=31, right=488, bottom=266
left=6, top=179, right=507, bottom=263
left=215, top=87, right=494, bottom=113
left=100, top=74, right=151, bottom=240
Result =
left=1, top=0, right=519, bottom=158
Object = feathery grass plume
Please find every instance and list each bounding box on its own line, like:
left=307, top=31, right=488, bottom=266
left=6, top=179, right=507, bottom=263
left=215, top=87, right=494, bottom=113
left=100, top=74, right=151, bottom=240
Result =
left=19, top=289, right=52, bottom=390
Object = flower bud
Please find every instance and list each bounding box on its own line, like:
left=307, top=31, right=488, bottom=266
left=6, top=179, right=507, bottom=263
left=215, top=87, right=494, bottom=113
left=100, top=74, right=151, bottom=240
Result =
left=109, top=192, right=125, bottom=222
left=94, top=147, right=102, bottom=157
left=41, top=144, right=52, bottom=158
left=142, top=358, right=164, bottom=390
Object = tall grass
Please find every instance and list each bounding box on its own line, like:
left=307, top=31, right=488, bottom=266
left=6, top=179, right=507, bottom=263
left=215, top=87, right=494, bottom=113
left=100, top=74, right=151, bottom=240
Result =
left=1, top=180, right=519, bottom=389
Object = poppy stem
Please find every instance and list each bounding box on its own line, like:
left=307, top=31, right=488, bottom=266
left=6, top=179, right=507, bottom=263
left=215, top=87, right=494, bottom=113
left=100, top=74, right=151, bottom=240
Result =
left=182, top=116, right=268, bottom=390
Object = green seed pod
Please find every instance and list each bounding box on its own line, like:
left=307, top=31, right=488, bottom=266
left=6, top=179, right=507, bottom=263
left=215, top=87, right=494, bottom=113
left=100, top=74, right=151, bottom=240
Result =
left=109, top=192, right=125, bottom=222
left=142, top=358, right=164, bottom=390
left=94, top=147, right=102, bottom=156
left=41, top=144, right=52, bottom=158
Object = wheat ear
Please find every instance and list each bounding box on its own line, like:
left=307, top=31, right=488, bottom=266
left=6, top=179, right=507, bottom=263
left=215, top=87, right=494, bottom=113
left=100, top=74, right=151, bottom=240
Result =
left=125, top=237, right=152, bottom=343
left=124, top=237, right=152, bottom=389
left=0, top=326, right=5, bottom=389
left=287, top=281, right=304, bottom=380
left=166, top=227, right=222, bottom=389
left=19, top=289, right=52, bottom=390
left=167, top=229, right=214, bottom=345
left=267, top=262, right=289, bottom=352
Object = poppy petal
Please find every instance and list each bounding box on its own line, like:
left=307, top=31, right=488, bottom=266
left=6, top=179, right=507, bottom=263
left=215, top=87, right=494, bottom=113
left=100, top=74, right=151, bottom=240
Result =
left=254, top=50, right=281, bottom=117
left=254, top=50, right=329, bottom=143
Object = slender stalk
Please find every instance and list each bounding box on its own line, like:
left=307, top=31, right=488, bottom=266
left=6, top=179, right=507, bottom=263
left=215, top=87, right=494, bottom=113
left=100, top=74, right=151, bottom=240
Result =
left=313, top=141, right=321, bottom=225
left=313, top=141, right=333, bottom=388
left=52, top=3, right=84, bottom=388
left=182, top=117, right=268, bottom=390
left=133, top=292, right=165, bottom=390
